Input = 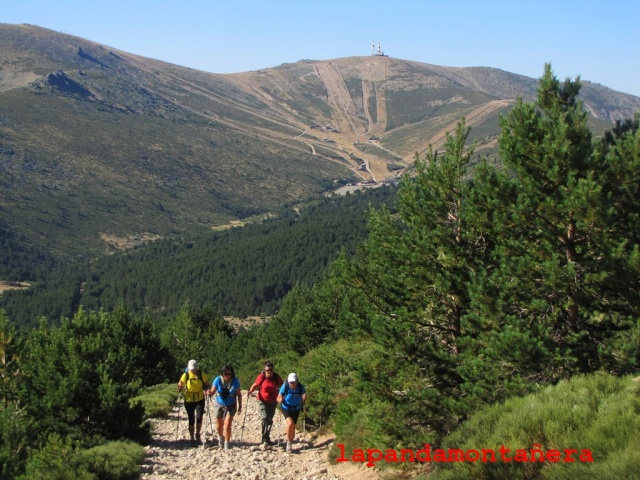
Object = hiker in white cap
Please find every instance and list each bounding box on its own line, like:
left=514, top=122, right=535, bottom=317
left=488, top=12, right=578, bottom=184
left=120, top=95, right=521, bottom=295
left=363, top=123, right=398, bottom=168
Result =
left=177, top=359, right=211, bottom=447
left=277, top=372, right=307, bottom=452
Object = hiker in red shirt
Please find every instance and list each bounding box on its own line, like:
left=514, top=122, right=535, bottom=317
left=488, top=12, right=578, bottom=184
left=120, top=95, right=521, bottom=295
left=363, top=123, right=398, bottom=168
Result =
left=247, top=360, right=284, bottom=446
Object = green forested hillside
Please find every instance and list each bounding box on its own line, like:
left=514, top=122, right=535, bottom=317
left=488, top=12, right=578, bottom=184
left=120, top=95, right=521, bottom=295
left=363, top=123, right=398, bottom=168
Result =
left=0, top=219, right=58, bottom=281
left=0, top=187, right=396, bottom=326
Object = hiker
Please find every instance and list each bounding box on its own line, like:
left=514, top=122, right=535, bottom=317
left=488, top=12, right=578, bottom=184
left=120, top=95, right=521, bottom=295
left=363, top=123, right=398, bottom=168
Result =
left=208, top=363, right=242, bottom=451
left=277, top=372, right=307, bottom=452
left=247, top=360, right=284, bottom=446
left=177, top=359, right=211, bottom=447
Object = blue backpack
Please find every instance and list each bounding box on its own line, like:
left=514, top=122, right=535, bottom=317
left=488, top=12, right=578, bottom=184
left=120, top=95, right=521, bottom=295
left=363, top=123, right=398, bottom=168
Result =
left=282, top=382, right=305, bottom=410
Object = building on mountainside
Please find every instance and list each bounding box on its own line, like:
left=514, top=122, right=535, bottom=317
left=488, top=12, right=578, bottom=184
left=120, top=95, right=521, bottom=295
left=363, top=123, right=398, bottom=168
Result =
left=372, top=41, right=388, bottom=57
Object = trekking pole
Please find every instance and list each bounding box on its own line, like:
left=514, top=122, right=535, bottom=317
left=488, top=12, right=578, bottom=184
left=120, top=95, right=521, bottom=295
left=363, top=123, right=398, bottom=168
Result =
left=200, top=396, right=207, bottom=447
left=175, top=393, right=183, bottom=441
left=206, top=395, right=215, bottom=442
left=302, top=402, right=307, bottom=450
left=277, top=407, right=284, bottom=448
left=239, top=394, right=249, bottom=442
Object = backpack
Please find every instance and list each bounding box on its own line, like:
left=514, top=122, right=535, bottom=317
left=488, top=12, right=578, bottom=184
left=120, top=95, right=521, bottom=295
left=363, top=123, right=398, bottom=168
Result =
left=183, top=368, right=204, bottom=392
left=282, top=381, right=303, bottom=396
left=217, top=375, right=237, bottom=401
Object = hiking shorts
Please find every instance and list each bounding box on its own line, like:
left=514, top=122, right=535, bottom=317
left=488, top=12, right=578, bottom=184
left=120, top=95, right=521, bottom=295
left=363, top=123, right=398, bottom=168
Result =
left=184, top=399, right=205, bottom=425
left=282, top=408, right=300, bottom=424
left=216, top=403, right=237, bottom=419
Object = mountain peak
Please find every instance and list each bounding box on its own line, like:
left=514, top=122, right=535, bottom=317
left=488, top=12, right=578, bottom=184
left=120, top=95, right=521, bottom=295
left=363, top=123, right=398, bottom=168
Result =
left=1, top=24, right=638, bottom=257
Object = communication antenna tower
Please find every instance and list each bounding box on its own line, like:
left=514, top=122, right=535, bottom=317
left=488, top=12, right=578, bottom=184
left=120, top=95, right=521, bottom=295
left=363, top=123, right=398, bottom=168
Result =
left=371, top=40, right=387, bottom=57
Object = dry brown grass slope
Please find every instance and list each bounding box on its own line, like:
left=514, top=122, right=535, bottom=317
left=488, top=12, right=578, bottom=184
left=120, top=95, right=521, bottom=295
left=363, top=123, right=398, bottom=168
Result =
left=1, top=23, right=638, bottom=257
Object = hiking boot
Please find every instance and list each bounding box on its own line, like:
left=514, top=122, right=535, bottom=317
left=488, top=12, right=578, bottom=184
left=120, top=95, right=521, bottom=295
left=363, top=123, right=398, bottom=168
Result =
left=286, top=441, right=291, bottom=452
left=196, top=434, right=202, bottom=444
left=190, top=439, right=197, bottom=447
left=224, top=441, right=230, bottom=451
left=218, top=436, right=224, bottom=448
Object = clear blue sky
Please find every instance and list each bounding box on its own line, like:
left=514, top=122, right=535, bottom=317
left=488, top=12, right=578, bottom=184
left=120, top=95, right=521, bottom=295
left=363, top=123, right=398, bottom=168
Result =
left=3, top=0, right=639, bottom=97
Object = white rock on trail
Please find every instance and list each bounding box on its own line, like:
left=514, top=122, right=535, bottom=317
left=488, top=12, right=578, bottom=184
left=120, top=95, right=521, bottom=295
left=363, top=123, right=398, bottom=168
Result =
left=140, top=390, right=377, bottom=480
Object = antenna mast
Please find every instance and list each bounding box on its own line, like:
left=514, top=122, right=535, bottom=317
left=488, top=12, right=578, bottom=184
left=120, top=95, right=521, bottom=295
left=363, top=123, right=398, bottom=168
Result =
left=371, top=40, right=388, bottom=57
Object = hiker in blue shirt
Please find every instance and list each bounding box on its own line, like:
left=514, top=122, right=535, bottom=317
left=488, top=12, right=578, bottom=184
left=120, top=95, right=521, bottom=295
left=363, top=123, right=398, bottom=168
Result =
left=277, top=372, right=307, bottom=452
left=208, top=363, right=242, bottom=451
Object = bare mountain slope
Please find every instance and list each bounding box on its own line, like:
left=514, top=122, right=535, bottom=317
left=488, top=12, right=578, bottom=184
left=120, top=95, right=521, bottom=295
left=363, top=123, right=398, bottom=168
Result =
left=1, top=24, right=638, bottom=257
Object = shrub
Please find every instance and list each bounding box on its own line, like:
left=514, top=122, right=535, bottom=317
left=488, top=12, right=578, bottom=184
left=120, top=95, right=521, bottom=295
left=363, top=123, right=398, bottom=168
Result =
left=73, top=441, right=145, bottom=480
left=431, top=373, right=640, bottom=479
left=331, top=394, right=395, bottom=461
left=298, top=339, right=383, bottom=427
left=130, top=383, right=179, bottom=418
left=19, top=437, right=145, bottom=480
left=18, top=435, right=94, bottom=480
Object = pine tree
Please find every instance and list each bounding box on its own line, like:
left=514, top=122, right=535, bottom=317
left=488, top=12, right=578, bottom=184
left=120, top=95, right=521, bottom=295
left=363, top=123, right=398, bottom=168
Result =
left=0, top=311, right=30, bottom=479
left=483, top=64, right=639, bottom=377
left=344, top=66, right=640, bottom=446
left=352, top=119, right=492, bottom=442
left=18, top=307, right=161, bottom=447
left=590, top=114, right=640, bottom=372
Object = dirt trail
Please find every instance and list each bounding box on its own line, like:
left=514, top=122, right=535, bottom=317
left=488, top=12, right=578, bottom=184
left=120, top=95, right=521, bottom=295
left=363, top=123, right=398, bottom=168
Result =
left=140, top=390, right=378, bottom=480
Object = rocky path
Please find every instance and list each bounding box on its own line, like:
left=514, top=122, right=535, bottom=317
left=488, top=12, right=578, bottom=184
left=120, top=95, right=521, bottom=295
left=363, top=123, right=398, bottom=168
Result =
left=140, top=391, right=377, bottom=480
